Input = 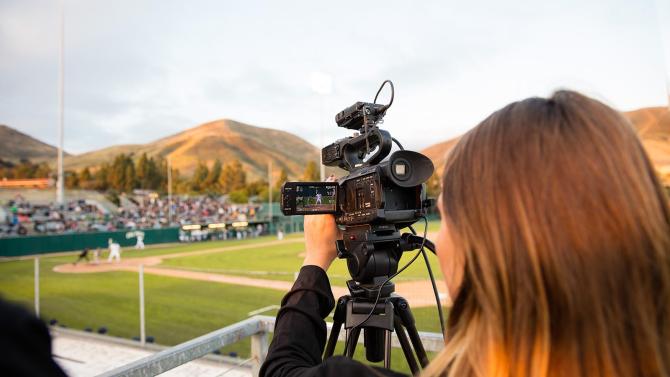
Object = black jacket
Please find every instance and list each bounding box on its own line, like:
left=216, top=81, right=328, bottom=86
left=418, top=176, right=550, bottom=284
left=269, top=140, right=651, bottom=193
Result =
left=0, top=299, right=67, bottom=376
left=260, top=265, right=407, bottom=377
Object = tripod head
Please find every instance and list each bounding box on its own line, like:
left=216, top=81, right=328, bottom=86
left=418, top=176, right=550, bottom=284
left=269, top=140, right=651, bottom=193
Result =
left=336, top=224, right=436, bottom=291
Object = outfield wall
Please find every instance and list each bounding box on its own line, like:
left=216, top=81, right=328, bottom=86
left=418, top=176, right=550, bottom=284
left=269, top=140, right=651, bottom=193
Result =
left=0, top=227, right=179, bottom=257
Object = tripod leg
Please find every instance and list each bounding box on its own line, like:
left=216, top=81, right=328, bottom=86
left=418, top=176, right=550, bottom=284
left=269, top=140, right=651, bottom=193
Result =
left=323, top=296, right=351, bottom=360
left=324, top=321, right=341, bottom=359
left=395, top=298, right=430, bottom=367
left=384, top=330, right=392, bottom=369
left=394, top=316, right=419, bottom=374
left=345, top=327, right=361, bottom=357
left=324, top=297, right=349, bottom=360
left=404, top=322, right=429, bottom=367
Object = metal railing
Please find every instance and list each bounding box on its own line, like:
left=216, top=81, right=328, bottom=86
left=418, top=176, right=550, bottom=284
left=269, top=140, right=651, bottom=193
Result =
left=98, top=315, right=444, bottom=377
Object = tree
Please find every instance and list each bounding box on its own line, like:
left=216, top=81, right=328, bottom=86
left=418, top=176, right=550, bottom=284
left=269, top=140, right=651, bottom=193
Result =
left=205, top=159, right=222, bottom=192
left=302, top=161, right=320, bottom=181
left=220, top=160, right=247, bottom=193
left=94, top=163, right=110, bottom=190
left=35, top=163, right=51, bottom=178
left=0, top=159, right=53, bottom=179
left=108, top=154, right=136, bottom=192
left=247, top=179, right=268, bottom=197
left=190, top=161, right=209, bottom=192
left=79, top=167, right=94, bottom=189
left=136, top=153, right=149, bottom=186
left=65, top=170, right=79, bottom=189
left=80, top=167, right=92, bottom=182
left=274, top=168, right=288, bottom=191
left=14, top=160, right=37, bottom=178
left=123, top=164, right=136, bottom=192
left=229, top=189, right=249, bottom=203
left=153, top=156, right=169, bottom=193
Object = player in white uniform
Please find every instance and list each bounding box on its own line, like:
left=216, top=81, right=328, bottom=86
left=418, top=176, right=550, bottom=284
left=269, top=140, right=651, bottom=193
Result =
left=316, top=193, right=322, bottom=205
left=135, top=233, right=145, bottom=250
left=108, top=238, right=122, bottom=263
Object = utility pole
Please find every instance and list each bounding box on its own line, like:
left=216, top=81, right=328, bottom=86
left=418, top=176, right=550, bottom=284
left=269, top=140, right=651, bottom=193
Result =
left=139, top=264, right=146, bottom=346
left=167, top=157, right=173, bottom=225
left=268, top=160, right=273, bottom=220
left=34, top=258, right=40, bottom=317
left=56, top=0, right=65, bottom=204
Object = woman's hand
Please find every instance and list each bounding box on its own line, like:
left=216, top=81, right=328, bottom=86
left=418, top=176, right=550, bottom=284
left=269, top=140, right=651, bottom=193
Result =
left=302, top=214, right=341, bottom=271
left=302, top=175, right=341, bottom=271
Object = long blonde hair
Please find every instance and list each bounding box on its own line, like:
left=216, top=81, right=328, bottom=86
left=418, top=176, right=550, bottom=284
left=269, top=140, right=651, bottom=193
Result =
left=423, top=91, right=670, bottom=377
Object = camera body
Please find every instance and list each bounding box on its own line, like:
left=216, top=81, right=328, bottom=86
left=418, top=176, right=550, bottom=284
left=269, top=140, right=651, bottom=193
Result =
left=281, top=150, right=433, bottom=228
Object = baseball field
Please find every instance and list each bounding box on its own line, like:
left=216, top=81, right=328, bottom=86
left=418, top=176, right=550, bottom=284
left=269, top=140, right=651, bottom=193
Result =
left=0, top=221, right=445, bottom=374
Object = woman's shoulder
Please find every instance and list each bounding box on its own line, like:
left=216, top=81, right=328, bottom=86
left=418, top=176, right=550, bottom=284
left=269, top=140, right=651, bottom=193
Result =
left=315, top=356, right=408, bottom=377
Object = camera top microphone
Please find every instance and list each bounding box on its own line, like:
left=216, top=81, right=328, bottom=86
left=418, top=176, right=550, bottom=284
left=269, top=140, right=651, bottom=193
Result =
left=335, top=102, right=388, bottom=131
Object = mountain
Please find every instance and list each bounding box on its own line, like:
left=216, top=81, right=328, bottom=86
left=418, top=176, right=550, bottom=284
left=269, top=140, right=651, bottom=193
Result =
left=63, top=119, right=320, bottom=180
left=0, top=125, right=68, bottom=163
left=421, top=106, right=670, bottom=179
left=626, top=107, right=670, bottom=174
left=420, top=137, right=460, bottom=177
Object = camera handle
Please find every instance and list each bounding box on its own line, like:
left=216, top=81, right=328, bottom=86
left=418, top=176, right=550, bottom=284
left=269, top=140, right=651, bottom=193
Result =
left=339, top=127, right=393, bottom=168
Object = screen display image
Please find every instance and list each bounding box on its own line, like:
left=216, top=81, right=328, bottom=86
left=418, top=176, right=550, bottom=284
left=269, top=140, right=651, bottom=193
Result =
left=296, top=185, right=337, bottom=212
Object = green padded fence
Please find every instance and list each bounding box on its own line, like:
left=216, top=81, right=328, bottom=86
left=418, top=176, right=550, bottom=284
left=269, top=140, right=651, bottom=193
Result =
left=0, top=227, right=180, bottom=257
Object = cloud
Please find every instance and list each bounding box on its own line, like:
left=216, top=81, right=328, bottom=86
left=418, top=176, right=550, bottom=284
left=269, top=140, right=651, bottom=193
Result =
left=0, top=0, right=667, bottom=155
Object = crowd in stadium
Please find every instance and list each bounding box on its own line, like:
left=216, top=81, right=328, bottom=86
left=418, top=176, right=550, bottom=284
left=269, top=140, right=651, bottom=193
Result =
left=118, top=194, right=261, bottom=229
left=0, top=193, right=264, bottom=237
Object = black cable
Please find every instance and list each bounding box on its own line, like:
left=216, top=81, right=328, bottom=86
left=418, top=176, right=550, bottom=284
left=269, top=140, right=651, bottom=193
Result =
left=391, top=137, right=404, bottom=150
left=409, top=225, right=446, bottom=340
left=421, top=246, right=446, bottom=339
left=373, top=80, right=394, bottom=111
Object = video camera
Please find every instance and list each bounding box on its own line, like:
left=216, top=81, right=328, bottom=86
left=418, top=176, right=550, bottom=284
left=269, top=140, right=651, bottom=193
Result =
left=280, top=81, right=440, bottom=369
left=280, top=80, right=434, bottom=285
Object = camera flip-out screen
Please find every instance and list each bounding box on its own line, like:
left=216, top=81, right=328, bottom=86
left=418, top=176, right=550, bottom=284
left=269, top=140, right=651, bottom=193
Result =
left=281, top=182, right=338, bottom=215
left=297, top=184, right=336, bottom=212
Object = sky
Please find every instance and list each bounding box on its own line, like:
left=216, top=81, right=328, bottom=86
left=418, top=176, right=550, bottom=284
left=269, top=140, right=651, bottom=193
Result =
left=1, top=0, right=669, bottom=155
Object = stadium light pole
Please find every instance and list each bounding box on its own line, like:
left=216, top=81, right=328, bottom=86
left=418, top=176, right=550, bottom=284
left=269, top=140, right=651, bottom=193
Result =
left=310, top=72, right=332, bottom=181
left=56, top=0, right=65, bottom=204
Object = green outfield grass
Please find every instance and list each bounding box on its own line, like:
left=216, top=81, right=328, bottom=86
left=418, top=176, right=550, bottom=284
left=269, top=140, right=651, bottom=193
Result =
left=0, top=222, right=445, bottom=374
left=0, top=255, right=288, bottom=356
left=160, top=220, right=443, bottom=286
left=160, top=239, right=444, bottom=287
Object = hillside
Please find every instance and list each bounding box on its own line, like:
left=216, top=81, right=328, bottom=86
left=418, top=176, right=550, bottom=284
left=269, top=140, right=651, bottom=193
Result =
left=63, top=119, right=320, bottom=180
left=626, top=107, right=670, bottom=173
left=0, top=125, right=68, bottom=163
left=420, top=137, right=460, bottom=177
left=422, top=106, right=670, bottom=178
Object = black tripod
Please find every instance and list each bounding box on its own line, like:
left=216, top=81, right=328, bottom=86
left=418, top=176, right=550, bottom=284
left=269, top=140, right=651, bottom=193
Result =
left=323, top=233, right=436, bottom=375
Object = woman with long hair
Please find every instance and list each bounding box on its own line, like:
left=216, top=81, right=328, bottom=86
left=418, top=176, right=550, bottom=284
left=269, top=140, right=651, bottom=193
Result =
left=261, top=90, right=670, bottom=377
